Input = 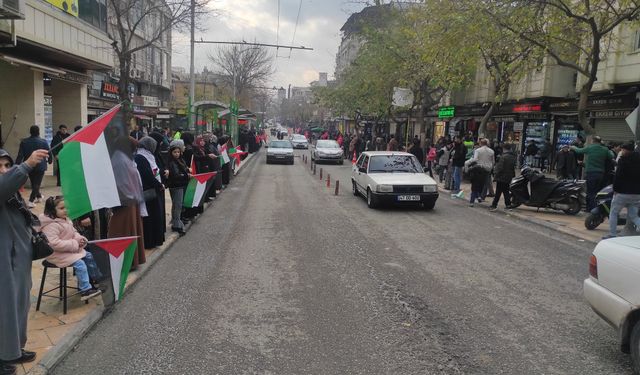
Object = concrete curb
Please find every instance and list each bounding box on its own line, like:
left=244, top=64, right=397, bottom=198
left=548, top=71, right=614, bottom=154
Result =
left=27, top=151, right=260, bottom=375
left=437, top=185, right=597, bottom=246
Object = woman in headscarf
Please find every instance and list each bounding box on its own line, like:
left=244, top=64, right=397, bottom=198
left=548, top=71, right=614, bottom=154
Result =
left=134, top=137, right=165, bottom=249
left=148, top=131, right=168, bottom=235
left=0, top=148, right=48, bottom=375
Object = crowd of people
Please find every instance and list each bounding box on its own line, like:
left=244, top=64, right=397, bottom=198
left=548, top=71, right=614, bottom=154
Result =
left=0, top=121, right=259, bottom=375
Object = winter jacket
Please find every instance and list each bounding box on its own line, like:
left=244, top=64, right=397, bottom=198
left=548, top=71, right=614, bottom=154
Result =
left=16, top=136, right=50, bottom=172
left=555, top=149, right=577, bottom=177
left=167, top=158, right=190, bottom=189
left=409, top=145, right=424, bottom=165
left=437, top=147, right=451, bottom=166
left=524, top=143, right=539, bottom=156
left=572, top=143, right=614, bottom=174
left=50, top=131, right=69, bottom=157
left=39, top=215, right=87, bottom=268
left=472, top=146, right=495, bottom=171
left=613, top=151, right=640, bottom=195
left=493, top=151, right=516, bottom=183
left=452, top=142, right=467, bottom=167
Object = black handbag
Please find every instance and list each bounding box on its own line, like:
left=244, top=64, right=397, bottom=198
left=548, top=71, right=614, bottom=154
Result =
left=143, top=188, right=157, bottom=201
left=32, top=228, right=54, bottom=260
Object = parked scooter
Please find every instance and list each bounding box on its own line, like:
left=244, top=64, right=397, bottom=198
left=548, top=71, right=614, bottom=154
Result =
left=509, top=167, right=585, bottom=215
left=584, top=185, right=627, bottom=230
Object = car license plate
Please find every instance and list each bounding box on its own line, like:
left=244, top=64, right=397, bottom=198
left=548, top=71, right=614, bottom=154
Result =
left=276, top=155, right=285, bottom=158
left=397, top=195, right=421, bottom=201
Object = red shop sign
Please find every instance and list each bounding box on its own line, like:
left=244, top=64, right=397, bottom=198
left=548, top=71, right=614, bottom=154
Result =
left=513, top=104, right=542, bottom=112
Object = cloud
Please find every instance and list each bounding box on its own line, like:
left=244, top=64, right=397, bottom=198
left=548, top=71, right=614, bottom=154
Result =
left=172, top=0, right=365, bottom=88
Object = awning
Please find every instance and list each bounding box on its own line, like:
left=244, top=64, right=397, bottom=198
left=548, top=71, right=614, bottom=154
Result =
left=134, top=114, right=152, bottom=120
left=0, top=54, right=66, bottom=76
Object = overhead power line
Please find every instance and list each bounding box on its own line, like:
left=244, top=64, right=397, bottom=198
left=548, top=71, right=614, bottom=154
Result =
left=194, top=40, right=313, bottom=50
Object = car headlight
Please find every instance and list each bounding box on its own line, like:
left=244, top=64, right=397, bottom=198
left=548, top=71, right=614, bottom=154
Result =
left=377, top=185, right=393, bottom=193
left=423, top=185, right=437, bottom=193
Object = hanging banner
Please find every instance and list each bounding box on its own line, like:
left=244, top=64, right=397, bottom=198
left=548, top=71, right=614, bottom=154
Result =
left=392, top=87, right=413, bottom=107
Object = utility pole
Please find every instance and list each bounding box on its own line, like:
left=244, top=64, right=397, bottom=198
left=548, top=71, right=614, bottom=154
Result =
left=188, top=0, right=195, bottom=130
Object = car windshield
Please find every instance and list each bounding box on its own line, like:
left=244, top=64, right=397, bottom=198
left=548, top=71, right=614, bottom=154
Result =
left=292, top=135, right=306, bottom=141
left=368, top=155, right=422, bottom=173
left=269, top=141, right=292, bottom=148
left=317, top=140, right=340, bottom=148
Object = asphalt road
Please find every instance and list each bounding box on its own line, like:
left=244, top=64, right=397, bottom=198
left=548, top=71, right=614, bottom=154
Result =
left=52, top=149, right=632, bottom=374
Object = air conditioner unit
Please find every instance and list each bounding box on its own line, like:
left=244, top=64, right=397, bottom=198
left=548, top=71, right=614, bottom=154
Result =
left=0, top=0, right=25, bottom=20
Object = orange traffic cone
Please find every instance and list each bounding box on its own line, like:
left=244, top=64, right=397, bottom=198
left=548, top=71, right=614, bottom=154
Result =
left=351, top=151, right=357, bottom=165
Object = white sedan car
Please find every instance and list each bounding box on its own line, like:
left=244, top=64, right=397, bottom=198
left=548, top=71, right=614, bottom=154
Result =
left=290, top=134, right=309, bottom=149
left=266, top=140, right=294, bottom=164
left=351, top=151, right=438, bottom=209
left=584, top=236, right=640, bottom=372
left=311, top=139, right=344, bottom=164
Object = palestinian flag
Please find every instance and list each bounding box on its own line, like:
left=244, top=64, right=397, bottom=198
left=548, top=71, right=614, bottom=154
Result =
left=91, top=236, right=137, bottom=302
left=219, top=144, right=231, bottom=167
left=228, top=146, right=248, bottom=166
left=58, top=105, right=122, bottom=219
left=190, top=155, right=197, bottom=174
left=183, top=172, right=217, bottom=207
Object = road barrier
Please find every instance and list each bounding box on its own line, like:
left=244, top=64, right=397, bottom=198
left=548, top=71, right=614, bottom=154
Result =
left=326, top=174, right=331, bottom=187
left=335, top=180, right=339, bottom=195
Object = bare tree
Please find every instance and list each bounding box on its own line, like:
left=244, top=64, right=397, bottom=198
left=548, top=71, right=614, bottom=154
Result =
left=208, top=45, right=275, bottom=100
left=107, top=0, right=210, bottom=118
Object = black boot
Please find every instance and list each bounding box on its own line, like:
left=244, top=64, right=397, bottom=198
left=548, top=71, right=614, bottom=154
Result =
left=0, top=362, right=16, bottom=375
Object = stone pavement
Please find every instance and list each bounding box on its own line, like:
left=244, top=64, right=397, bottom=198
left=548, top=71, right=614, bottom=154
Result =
left=435, top=174, right=606, bottom=244
left=15, top=153, right=255, bottom=375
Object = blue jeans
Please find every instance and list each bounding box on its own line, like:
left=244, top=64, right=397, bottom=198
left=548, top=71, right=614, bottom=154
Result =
left=586, top=171, right=604, bottom=211
left=72, top=252, right=101, bottom=291
left=453, top=166, right=462, bottom=193
left=609, top=193, right=640, bottom=236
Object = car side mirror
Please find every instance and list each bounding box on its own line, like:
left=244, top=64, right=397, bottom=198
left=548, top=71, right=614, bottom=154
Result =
left=358, top=167, right=366, bottom=173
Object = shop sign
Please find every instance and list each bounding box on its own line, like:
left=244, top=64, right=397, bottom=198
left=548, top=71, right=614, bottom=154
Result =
left=45, top=0, right=78, bottom=17
left=590, top=109, right=633, bottom=119
left=101, top=82, right=119, bottom=100
left=513, top=122, right=524, bottom=131
left=513, top=104, right=542, bottom=112
left=142, top=95, right=160, bottom=108
left=438, top=106, right=455, bottom=118
left=55, top=70, right=92, bottom=85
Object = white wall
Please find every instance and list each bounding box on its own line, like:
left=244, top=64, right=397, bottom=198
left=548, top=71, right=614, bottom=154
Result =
left=0, top=62, right=44, bottom=156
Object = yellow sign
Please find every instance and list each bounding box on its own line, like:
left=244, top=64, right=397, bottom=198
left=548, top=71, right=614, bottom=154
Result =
left=46, top=0, right=79, bottom=17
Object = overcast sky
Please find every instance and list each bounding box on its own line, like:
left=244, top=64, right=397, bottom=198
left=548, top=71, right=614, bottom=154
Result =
left=171, top=0, right=366, bottom=89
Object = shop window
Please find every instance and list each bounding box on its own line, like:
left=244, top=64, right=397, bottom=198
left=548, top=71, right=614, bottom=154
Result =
left=634, top=29, right=640, bottom=51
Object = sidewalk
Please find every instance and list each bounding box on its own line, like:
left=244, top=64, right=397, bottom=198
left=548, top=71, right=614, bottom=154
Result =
left=435, top=176, right=606, bottom=244
left=16, top=152, right=256, bottom=375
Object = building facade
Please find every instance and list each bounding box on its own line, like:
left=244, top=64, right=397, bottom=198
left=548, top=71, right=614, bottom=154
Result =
left=0, top=0, right=113, bottom=154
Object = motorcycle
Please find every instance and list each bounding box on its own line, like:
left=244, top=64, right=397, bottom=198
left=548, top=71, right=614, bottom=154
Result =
left=584, top=185, right=627, bottom=230
left=509, top=167, right=585, bottom=215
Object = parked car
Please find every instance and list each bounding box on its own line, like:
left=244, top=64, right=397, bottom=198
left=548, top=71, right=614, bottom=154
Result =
left=311, top=140, right=344, bottom=164
left=290, top=134, right=309, bottom=149
left=266, top=140, right=294, bottom=164
left=583, top=236, right=640, bottom=373
left=351, top=151, right=439, bottom=209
